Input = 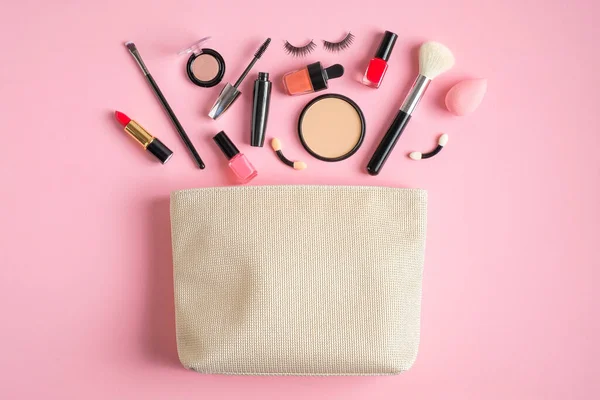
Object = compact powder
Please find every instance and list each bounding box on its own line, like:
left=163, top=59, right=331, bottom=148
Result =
left=183, top=48, right=225, bottom=88
left=191, top=54, right=220, bottom=81
left=298, top=94, right=365, bottom=161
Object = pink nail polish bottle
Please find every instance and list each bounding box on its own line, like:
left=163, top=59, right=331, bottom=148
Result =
left=213, top=131, right=257, bottom=184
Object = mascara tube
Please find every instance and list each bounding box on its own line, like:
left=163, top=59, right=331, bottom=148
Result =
left=251, top=72, right=272, bottom=147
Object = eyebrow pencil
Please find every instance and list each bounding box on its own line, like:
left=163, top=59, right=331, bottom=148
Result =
left=125, top=41, right=205, bottom=169
left=366, top=41, right=454, bottom=175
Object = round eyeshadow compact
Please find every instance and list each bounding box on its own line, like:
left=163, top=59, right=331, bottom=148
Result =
left=178, top=37, right=225, bottom=88
left=298, top=94, right=366, bottom=162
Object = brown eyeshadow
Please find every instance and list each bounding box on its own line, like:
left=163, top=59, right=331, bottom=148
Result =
left=191, top=54, right=220, bottom=82
left=299, top=95, right=365, bottom=161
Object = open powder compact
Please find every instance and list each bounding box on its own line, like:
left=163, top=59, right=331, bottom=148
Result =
left=298, top=94, right=366, bottom=162
left=178, top=37, right=226, bottom=88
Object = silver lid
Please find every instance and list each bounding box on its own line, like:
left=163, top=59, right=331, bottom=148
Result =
left=208, top=83, right=241, bottom=120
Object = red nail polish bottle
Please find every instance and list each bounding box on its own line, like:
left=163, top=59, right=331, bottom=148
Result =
left=362, top=31, right=398, bottom=89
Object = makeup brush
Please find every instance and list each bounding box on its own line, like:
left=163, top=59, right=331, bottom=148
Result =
left=271, top=138, right=307, bottom=170
left=366, top=41, right=455, bottom=175
left=409, top=133, right=448, bottom=160
left=209, top=38, right=272, bottom=120
left=125, top=41, right=205, bottom=169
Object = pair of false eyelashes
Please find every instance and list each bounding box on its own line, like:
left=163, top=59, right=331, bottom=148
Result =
left=284, top=32, right=355, bottom=57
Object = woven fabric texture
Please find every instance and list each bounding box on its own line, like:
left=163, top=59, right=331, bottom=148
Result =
left=170, top=186, right=427, bottom=375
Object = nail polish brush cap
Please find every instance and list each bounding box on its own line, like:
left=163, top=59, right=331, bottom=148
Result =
left=374, top=31, right=398, bottom=61
left=307, top=62, right=344, bottom=91
left=213, top=131, right=240, bottom=160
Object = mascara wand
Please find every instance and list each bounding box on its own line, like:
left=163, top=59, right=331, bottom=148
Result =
left=209, top=38, right=271, bottom=119
left=234, top=38, right=271, bottom=88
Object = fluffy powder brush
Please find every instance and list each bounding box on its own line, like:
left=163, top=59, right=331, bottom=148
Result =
left=367, top=41, right=455, bottom=175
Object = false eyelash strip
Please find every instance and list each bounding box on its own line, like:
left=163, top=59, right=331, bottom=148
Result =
left=323, top=32, right=355, bottom=53
left=283, top=40, right=317, bottom=57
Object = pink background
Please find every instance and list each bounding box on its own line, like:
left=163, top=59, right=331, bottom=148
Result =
left=1, top=0, right=599, bottom=398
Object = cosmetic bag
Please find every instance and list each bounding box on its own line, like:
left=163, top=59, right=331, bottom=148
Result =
left=170, top=185, right=427, bottom=375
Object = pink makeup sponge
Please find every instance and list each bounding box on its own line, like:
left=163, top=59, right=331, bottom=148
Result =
left=445, top=78, right=487, bottom=116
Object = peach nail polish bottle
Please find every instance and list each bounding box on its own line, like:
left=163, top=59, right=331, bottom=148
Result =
left=282, top=62, right=344, bottom=96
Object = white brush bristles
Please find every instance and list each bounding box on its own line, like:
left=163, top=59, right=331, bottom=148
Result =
left=409, top=152, right=422, bottom=160
left=418, top=42, right=455, bottom=80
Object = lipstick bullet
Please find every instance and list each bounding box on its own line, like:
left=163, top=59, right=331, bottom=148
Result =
left=114, top=111, right=173, bottom=164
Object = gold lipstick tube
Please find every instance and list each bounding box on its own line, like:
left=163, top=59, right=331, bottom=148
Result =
left=122, top=120, right=173, bottom=164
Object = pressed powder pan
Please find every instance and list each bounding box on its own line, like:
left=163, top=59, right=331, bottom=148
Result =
left=179, top=38, right=226, bottom=88
left=187, top=49, right=225, bottom=86
left=298, top=94, right=365, bottom=162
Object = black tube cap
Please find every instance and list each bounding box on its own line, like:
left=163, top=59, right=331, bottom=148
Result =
left=307, top=62, right=344, bottom=92
left=374, top=31, right=398, bottom=61
left=213, top=131, right=240, bottom=160
left=147, top=138, right=173, bottom=164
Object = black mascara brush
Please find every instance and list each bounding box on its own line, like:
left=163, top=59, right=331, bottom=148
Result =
left=209, top=38, right=271, bottom=120
left=125, top=41, right=205, bottom=169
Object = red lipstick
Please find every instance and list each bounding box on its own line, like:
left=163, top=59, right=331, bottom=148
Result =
left=114, top=111, right=173, bottom=164
left=115, top=111, right=131, bottom=126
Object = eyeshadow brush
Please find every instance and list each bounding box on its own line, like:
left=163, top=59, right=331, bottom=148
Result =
left=209, top=38, right=271, bottom=120
left=409, top=133, right=449, bottom=160
left=125, top=41, right=205, bottom=169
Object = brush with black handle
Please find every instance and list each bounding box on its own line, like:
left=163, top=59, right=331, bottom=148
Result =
left=125, top=41, right=205, bottom=169
left=366, top=42, right=455, bottom=176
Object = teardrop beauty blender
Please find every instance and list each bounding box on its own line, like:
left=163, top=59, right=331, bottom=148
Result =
left=445, top=78, right=487, bottom=116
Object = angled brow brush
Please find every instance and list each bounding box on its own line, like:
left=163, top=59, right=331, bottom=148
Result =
left=125, top=41, right=205, bottom=169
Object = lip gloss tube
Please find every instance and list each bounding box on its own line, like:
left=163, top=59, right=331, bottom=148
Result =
left=114, top=111, right=173, bottom=164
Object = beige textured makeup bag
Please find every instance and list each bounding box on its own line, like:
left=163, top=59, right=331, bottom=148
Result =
left=170, top=186, right=427, bottom=375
